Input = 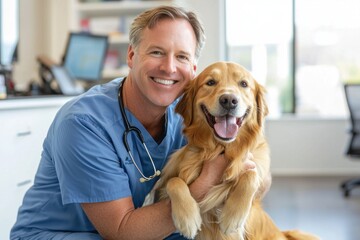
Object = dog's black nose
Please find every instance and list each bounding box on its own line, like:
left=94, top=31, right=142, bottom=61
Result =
left=219, top=94, right=238, bottom=110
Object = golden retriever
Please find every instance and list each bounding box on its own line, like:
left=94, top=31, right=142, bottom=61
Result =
left=155, top=62, right=319, bottom=240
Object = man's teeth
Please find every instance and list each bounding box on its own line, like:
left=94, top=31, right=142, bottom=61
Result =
left=153, top=78, right=176, bottom=85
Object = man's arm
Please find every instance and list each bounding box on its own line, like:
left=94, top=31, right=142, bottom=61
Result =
left=81, top=154, right=228, bottom=240
left=82, top=197, right=175, bottom=240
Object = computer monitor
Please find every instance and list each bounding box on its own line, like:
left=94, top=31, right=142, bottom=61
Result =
left=63, top=32, right=108, bottom=81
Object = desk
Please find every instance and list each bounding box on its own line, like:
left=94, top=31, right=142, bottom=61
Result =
left=0, top=96, right=73, bottom=240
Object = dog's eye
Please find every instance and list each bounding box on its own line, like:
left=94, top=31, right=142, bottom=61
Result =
left=206, top=79, right=216, bottom=86
left=240, top=80, right=248, bottom=88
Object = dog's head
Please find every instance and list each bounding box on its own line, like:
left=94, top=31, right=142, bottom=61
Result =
left=176, top=61, right=268, bottom=146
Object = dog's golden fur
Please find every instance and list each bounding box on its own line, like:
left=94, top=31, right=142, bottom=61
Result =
left=155, top=62, right=319, bottom=240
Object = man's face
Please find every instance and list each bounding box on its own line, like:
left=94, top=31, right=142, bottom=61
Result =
left=127, top=18, right=197, bottom=108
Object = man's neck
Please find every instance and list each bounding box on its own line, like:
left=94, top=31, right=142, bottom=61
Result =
left=122, top=78, right=166, bottom=141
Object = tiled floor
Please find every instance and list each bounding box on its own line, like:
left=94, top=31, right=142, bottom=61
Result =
left=262, top=176, right=360, bottom=240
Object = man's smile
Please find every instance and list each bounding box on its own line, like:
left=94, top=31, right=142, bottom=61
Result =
left=152, top=77, right=177, bottom=85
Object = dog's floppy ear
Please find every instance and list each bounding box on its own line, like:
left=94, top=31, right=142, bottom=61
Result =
left=175, top=80, right=197, bottom=127
left=255, top=82, right=269, bottom=127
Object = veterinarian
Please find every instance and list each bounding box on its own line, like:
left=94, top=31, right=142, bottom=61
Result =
left=10, top=6, right=235, bottom=240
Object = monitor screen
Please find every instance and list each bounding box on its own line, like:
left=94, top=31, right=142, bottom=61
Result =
left=63, top=33, right=108, bottom=81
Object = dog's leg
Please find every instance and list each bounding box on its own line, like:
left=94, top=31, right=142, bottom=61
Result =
left=219, top=169, right=260, bottom=238
left=166, top=177, right=202, bottom=239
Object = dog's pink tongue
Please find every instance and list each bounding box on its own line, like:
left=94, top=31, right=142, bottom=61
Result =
left=214, top=115, right=238, bottom=139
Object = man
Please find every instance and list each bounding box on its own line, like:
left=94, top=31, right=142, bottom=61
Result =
left=11, top=6, right=228, bottom=240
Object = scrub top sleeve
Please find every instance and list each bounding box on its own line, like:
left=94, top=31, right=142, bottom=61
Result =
left=53, top=114, right=131, bottom=204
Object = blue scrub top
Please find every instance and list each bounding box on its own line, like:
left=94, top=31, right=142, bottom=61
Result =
left=11, top=78, right=188, bottom=239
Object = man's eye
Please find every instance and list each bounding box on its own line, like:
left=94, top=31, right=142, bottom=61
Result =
left=151, top=51, right=163, bottom=56
left=178, top=55, right=189, bottom=61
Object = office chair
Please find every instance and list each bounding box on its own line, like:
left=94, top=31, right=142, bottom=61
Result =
left=341, top=83, right=360, bottom=197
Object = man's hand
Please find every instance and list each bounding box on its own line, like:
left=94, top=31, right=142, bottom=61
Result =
left=189, top=153, right=228, bottom=202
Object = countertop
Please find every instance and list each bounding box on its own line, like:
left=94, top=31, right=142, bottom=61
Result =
left=0, top=95, right=74, bottom=110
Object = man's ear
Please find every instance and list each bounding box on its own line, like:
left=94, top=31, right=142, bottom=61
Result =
left=193, top=64, right=197, bottom=76
left=188, top=63, right=197, bottom=79
left=127, top=45, right=135, bottom=68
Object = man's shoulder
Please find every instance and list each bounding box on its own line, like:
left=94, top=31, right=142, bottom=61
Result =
left=56, top=78, right=123, bottom=123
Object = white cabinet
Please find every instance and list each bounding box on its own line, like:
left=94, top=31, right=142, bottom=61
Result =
left=0, top=97, right=72, bottom=240
left=69, top=0, right=174, bottom=80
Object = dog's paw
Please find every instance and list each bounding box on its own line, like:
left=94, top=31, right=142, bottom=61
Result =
left=219, top=214, right=246, bottom=236
left=219, top=201, right=250, bottom=236
left=172, top=199, right=202, bottom=239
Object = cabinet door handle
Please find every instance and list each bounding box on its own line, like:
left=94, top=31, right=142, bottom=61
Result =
left=17, top=130, right=32, bottom=137
left=17, top=179, right=32, bottom=187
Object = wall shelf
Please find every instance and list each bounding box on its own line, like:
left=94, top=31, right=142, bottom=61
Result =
left=70, top=0, right=174, bottom=80
left=77, top=1, right=173, bottom=15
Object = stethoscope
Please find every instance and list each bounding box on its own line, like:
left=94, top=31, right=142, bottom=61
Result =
left=118, top=79, right=161, bottom=183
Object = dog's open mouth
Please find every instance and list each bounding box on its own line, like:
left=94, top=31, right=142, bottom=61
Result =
left=201, top=105, right=247, bottom=141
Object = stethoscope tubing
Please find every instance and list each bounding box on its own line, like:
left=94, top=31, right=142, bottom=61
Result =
left=118, top=80, right=161, bottom=182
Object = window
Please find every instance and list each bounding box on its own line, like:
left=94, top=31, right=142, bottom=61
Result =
left=0, top=0, right=19, bottom=66
left=226, top=0, right=293, bottom=116
left=226, top=0, right=360, bottom=117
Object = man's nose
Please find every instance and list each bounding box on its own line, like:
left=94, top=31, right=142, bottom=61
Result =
left=160, top=56, right=177, bottom=73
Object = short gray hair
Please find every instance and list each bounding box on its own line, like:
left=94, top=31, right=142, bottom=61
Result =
left=129, top=5, right=206, bottom=62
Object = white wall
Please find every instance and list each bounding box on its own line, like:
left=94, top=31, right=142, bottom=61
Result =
left=12, top=0, right=46, bottom=90
left=12, top=0, right=69, bottom=90
left=266, top=117, right=360, bottom=176
left=174, top=0, right=226, bottom=72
